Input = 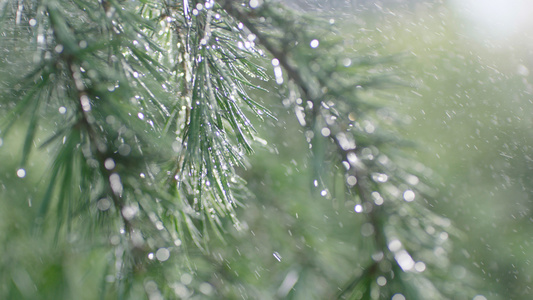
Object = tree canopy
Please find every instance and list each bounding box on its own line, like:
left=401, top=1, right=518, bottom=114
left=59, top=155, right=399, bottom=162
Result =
left=0, top=0, right=513, bottom=299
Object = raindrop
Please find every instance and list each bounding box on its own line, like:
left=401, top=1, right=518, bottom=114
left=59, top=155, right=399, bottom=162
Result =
left=148, top=253, right=154, bottom=260
left=354, top=204, right=363, bottom=213
left=156, top=248, right=170, bottom=261
left=29, top=19, right=37, bottom=26
left=388, top=239, right=402, bottom=252
left=181, top=273, right=193, bottom=285
left=104, top=158, right=115, bottom=170
left=310, top=39, right=319, bottom=48
left=110, top=173, right=123, bottom=196
left=17, top=168, right=26, bottom=178
left=372, top=173, right=388, bottom=183
left=58, top=106, right=67, bottom=114
left=199, top=282, right=213, bottom=295
left=376, top=276, right=387, bottom=286
left=273, top=252, right=282, bottom=262
left=122, top=205, right=137, bottom=220
left=517, top=64, right=529, bottom=76
left=342, top=58, right=352, bottom=67
left=371, top=191, right=384, bottom=205
left=346, top=175, right=357, bottom=186
left=118, top=144, right=131, bottom=156
left=321, top=127, right=330, bottom=137
left=155, top=221, right=164, bottom=230
left=361, top=223, right=374, bottom=236
left=80, top=95, right=91, bottom=111
left=274, top=66, right=283, bottom=84
left=54, top=44, right=64, bottom=53
left=403, top=190, right=415, bottom=202
left=414, top=261, right=426, bottom=272
left=395, top=250, right=415, bottom=271
left=249, top=0, right=259, bottom=8
left=97, top=198, right=111, bottom=211
left=473, top=295, right=487, bottom=300
left=320, top=190, right=327, bottom=197
left=392, top=294, right=406, bottom=300
left=406, top=174, right=419, bottom=185
left=372, top=251, right=384, bottom=261
left=137, top=112, right=144, bottom=120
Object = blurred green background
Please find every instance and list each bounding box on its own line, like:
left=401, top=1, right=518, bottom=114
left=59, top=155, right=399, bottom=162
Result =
left=1, top=0, right=533, bottom=299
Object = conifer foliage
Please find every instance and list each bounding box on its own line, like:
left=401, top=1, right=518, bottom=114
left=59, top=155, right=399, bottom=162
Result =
left=1, top=0, right=475, bottom=299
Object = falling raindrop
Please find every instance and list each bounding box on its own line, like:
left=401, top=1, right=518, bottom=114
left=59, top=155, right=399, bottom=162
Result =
left=273, top=252, right=282, bottom=262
